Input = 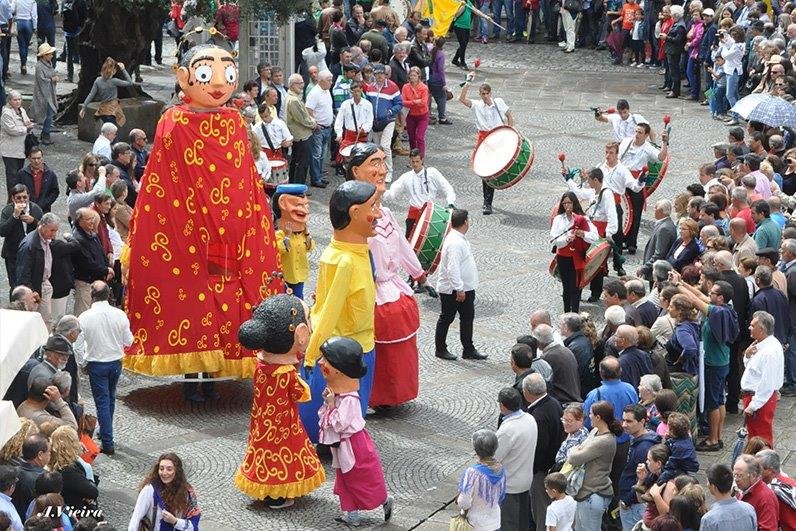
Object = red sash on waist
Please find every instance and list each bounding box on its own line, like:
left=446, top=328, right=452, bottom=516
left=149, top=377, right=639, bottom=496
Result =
left=475, top=130, right=491, bottom=149
left=407, top=205, right=423, bottom=221
left=336, top=129, right=368, bottom=164
left=593, top=219, right=608, bottom=238
left=262, top=147, right=286, bottom=162
left=613, top=192, right=621, bottom=205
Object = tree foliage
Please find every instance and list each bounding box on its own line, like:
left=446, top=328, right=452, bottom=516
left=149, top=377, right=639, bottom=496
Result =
left=240, top=0, right=312, bottom=24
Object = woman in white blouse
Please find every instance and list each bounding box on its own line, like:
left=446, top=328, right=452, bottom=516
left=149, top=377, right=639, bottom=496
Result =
left=720, top=25, right=747, bottom=126
left=128, top=453, right=201, bottom=531
left=550, top=191, right=599, bottom=313
left=0, top=90, right=34, bottom=192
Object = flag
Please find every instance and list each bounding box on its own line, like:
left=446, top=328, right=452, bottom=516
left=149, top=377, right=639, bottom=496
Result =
left=422, top=0, right=462, bottom=37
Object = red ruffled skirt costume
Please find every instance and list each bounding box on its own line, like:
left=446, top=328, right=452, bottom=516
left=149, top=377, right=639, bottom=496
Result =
left=124, top=106, right=283, bottom=378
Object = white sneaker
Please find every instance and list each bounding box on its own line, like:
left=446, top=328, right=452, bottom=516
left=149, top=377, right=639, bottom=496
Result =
left=636, top=63, right=645, bottom=68
left=558, top=41, right=567, bottom=48
left=630, top=61, right=637, bottom=66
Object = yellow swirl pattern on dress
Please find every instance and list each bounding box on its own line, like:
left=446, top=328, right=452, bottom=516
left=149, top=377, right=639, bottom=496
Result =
left=199, top=115, right=221, bottom=140
left=233, top=139, right=245, bottom=168
left=172, top=109, right=189, bottom=125
left=150, top=232, right=172, bottom=262
left=184, top=139, right=205, bottom=166
left=144, top=286, right=162, bottom=315
left=210, top=177, right=231, bottom=205
left=218, top=117, right=234, bottom=146
left=144, top=172, right=165, bottom=198
left=167, top=319, right=190, bottom=347
left=185, top=187, right=197, bottom=214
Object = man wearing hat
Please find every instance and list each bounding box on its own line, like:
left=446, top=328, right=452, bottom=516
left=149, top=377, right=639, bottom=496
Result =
left=31, top=42, right=58, bottom=145
left=27, top=335, right=72, bottom=390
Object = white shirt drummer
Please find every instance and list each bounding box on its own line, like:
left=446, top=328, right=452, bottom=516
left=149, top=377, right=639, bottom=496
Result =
left=567, top=180, right=619, bottom=237
left=600, top=161, right=643, bottom=196
left=550, top=213, right=600, bottom=248
left=604, top=112, right=648, bottom=141
left=252, top=116, right=293, bottom=150
left=619, top=137, right=660, bottom=172
left=384, top=155, right=457, bottom=209
left=471, top=98, right=510, bottom=131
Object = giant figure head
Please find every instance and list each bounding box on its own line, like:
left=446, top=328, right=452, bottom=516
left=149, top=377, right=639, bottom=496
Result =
left=176, top=44, right=238, bottom=110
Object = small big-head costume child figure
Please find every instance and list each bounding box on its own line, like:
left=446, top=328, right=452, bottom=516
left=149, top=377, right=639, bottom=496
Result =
left=272, top=184, right=313, bottom=300
left=234, top=293, right=325, bottom=508
left=122, top=44, right=283, bottom=378
left=318, top=336, right=393, bottom=526
left=298, top=180, right=381, bottom=443
left=346, top=142, right=425, bottom=408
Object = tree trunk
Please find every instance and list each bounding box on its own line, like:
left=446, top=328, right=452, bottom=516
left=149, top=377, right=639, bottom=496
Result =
left=57, top=0, right=167, bottom=124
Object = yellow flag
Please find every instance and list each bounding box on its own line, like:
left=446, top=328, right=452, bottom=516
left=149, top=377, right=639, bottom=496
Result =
left=421, top=0, right=463, bottom=37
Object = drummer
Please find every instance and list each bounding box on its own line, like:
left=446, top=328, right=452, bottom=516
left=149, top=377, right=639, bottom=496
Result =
left=382, top=149, right=457, bottom=237
left=458, top=74, right=514, bottom=216
left=600, top=141, right=641, bottom=273
left=618, top=124, right=670, bottom=255
left=334, top=81, right=373, bottom=165
left=564, top=167, right=621, bottom=301
left=254, top=102, right=293, bottom=166
left=594, top=99, right=654, bottom=142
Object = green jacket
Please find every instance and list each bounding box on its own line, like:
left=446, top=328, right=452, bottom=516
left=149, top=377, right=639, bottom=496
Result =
left=754, top=216, right=782, bottom=250
left=285, top=89, right=316, bottom=142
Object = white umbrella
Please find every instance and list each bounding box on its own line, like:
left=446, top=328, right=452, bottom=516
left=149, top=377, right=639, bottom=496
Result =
left=730, top=93, right=770, bottom=119
left=731, top=93, right=796, bottom=127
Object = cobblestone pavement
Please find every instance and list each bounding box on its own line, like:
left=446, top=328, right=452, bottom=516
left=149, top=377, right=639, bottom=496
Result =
left=3, top=35, right=796, bottom=530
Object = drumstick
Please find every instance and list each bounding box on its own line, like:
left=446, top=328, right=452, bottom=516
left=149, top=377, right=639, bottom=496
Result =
left=663, top=114, right=672, bottom=141
left=461, top=1, right=508, bottom=31
left=558, top=152, right=567, bottom=173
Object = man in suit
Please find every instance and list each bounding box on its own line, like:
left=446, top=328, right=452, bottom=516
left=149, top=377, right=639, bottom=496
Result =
left=715, top=249, right=750, bottom=412
left=625, top=279, right=658, bottom=329
left=636, top=199, right=676, bottom=284
left=522, top=373, right=565, bottom=531
left=614, top=325, right=653, bottom=389
left=532, top=324, right=581, bottom=404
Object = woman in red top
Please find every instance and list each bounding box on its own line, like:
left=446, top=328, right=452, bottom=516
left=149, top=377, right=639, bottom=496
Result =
left=400, top=67, right=430, bottom=158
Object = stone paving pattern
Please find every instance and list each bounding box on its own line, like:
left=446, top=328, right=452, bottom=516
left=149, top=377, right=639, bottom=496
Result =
left=2, top=34, right=796, bottom=530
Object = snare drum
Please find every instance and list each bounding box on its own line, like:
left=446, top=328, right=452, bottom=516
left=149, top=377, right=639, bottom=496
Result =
left=408, top=202, right=452, bottom=274
left=472, top=126, right=534, bottom=190
left=264, top=159, right=288, bottom=193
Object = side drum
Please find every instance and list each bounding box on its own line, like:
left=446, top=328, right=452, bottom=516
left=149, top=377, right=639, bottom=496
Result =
left=471, top=125, right=534, bottom=190
left=408, top=202, right=452, bottom=274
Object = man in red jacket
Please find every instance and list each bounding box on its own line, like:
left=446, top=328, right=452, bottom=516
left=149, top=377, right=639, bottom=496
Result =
left=734, top=454, right=780, bottom=531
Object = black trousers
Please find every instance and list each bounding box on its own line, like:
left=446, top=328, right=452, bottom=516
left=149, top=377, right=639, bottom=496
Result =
left=4, top=257, right=17, bottom=291
left=626, top=190, right=644, bottom=250
left=435, top=290, right=475, bottom=353
left=289, top=138, right=310, bottom=185
left=667, top=52, right=682, bottom=96
left=482, top=180, right=494, bottom=207
left=557, top=255, right=582, bottom=313
left=452, top=26, right=469, bottom=64
left=3, top=156, right=24, bottom=199
left=183, top=373, right=215, bottom=397
left=0, top=24, right=10, bottom=79
left=65, top=35, right=79, bottom=80
left=500, top=490, right=531, bottom=531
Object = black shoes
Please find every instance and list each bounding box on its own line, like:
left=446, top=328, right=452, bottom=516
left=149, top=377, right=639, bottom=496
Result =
left=435, top=350, right=456, bottom=360
left=462, top=350, right=488, bottom=360
left=482, top=204, right=493, bottom=215
left=626, top=247, right=636, bottom=255
left=100, top=446, right=115, bottom=456
left=311, top=181, right=328, bottom=188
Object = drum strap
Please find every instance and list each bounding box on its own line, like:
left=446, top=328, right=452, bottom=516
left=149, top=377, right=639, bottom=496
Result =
left=260, top=123, right=276, bottom=152
left=493, top=103, right=505, bottom=126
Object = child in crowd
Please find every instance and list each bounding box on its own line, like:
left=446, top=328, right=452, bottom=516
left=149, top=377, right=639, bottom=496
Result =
left=544, top=472, right=576, bottom=531
left=631, top=9, right=647, bottom=66
left=653, top=389, right=677, bottom=437
left=656, top=412, right=699, bottom=485
left=78, top=413, right=100, bottom=465
left=708, top=54, right=728, bottom=119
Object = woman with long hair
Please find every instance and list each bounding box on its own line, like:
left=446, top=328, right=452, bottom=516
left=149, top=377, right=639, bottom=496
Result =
left=428, top=37, right=451, bottom=125
left=551, top=191, right=598, bottom=313
left=79, top=57, right=134, bottom=126
left=567, top=400, right=623, bottom=529
left=0, top=89, right=35, bottom=192
left=49, top=425, right=98, bottom=512
left=0, top=418, right=38, bottom=466
left=129, top=453, right=201, bottom=530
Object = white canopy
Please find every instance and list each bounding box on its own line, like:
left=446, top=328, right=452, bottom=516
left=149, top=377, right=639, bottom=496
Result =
left=0, top=309, right=49, bottom=448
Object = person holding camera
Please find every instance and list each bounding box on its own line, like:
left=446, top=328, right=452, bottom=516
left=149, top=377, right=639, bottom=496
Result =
left=0, top=184, right=42, bottom=290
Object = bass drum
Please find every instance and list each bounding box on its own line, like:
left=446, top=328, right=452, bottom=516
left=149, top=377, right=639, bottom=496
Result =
left=390, top=0, right=411, bottom=23
left=471, top=126, right=534, bottom=190
left=408, top=202, right=452, bottom=274
left=548, top=238, right=611, bottom=289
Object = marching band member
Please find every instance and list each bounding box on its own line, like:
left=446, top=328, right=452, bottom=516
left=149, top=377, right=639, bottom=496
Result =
left=594, top=99, right=654, bottom=142
left=458, top=75, right=514, bottom=216
left=565, top=167, right=620, bottom=301
left=618, top=124, right=670, bottom=255
left=254, top=102, right=292, bottom=190
left=551, top=191, right=599, bottom=313
left=600, top=142, right=642, bottom=274
left=382, top=149, right=457, bottom=237
left=334, top=81, right=373, bottom=165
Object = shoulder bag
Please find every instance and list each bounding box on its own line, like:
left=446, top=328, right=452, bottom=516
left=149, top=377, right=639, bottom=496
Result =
left=137, top=490, right=157, bottom=531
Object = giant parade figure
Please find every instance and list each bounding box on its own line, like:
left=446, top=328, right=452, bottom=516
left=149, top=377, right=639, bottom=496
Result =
left=122, top=43, right=283, bottom=378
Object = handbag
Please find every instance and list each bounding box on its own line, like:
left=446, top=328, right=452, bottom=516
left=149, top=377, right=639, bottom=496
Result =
left=563, top=0, right=581, bottom=12
left=445, top=88, right=454, bottom=101
left=449, top=511, right=473, bottom=531
left=372, top=117, right=390, bottom=132
left=24, top=132, right=39, bottom=157
left=137, top=493, right=157, bottom=531
left=565, top=464, right=586, bottom=497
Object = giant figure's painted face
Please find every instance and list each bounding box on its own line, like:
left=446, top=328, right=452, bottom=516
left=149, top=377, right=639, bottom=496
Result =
left=176, top=46, right=238, bottom=109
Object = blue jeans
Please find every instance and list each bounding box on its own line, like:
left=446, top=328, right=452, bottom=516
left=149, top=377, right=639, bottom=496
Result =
left=42, top=105, right=54, bottom=135
left=710, top=82, right=728, bottom=116
left=309, top=126, right=331, bottom=184
left=686, top=57, right=701, bottom=100
left=576, top=493, right=611, bottom=530
left=16, top=19, right=34, bottom=68
left=620, top=502, right=646, bottom=531
left=87, top=359, right=122, bottom=449
left=492, top=0, right=515, bottom=37
left=479, top=14, right=489, bottom=38
left=726, top=72, right=740, bottom=114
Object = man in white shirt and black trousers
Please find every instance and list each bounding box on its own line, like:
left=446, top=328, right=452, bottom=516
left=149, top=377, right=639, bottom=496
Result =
left=382, top=149, right=457, bottom=237
left=78, top=280, right=133, bottom=455
left=435, top=209, right=487, bottom=360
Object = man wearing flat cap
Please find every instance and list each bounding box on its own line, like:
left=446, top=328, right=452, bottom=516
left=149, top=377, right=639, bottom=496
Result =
left=27, top=335, right=72, bottom=390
